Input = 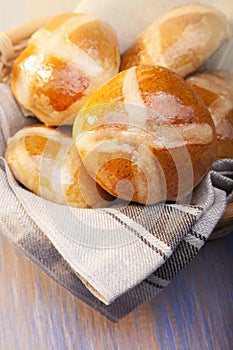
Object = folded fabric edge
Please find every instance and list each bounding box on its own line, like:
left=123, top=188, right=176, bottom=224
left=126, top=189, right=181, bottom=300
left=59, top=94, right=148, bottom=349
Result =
left=2, top=157, right=206, bottom=304
left=0, top=161, right=164, bottom=303
left=2, top=156, right=231, bottom=302
left=0, top=222, right=119, bottom=322
left=0, top=163, right=231, bottom=322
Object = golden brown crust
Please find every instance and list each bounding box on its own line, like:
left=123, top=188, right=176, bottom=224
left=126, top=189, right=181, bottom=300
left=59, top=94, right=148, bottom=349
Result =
left=186, top=70, right=233, bottom=159
left=31, top=56, right=90, bottom=112
left=73, top=65, right=217, bottom=205
left=135, top=66, right=212, bottom=125
left=120, top=3, right=231, bottom=77
left=120, top=41, right=145, bottom=70
left=11, top=13, right=120, bottom=126
left=189, top=84, right=219, bottom=107
left=68, top=20, right=119, bottom=67
left=83, top=70, right=127, bottom=107
left=5, top=125, right=113, bottom=208
left=159, top=12, right=204, bottom=53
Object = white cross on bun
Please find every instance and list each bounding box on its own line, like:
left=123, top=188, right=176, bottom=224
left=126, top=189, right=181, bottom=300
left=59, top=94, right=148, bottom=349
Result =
left=73, top=65, right=217, bottom=205
left=5, top=125, right=113, bottom=208
left=186, top=70, right=233, bottom=159
left=11, top=13, right=120, bottom=126
left=121, top=3, right=231, bottom=77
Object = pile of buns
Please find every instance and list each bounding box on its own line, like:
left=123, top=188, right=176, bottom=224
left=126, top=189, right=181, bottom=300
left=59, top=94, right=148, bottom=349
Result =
left=5, top=3, right=233, bottom=208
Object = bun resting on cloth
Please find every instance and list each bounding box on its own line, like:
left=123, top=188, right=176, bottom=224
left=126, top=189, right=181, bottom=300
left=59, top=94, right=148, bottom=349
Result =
left=186, top=70, right=233, bottom=160
left=4, top=125, right=113, bottom=208
left=73, top=65, right=217, bottom=205
left=11, top=13, right=120, bottom=126
left=120, top=3, right=231, bottom=77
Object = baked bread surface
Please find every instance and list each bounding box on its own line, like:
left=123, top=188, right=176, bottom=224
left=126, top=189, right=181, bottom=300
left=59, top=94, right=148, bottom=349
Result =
left=186, top=70, right=233, bottom=159
left=11, top=13, right=120, bottom=126
left=5, top=124, right=113, bottom=208
left=73, top=65, right=217, bottom=204
left=121, top=3, right=231, bottom=77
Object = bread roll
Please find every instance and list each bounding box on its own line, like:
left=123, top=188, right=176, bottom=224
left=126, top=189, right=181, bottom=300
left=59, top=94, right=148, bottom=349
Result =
left=73, top=65, right=217, bottom=205
left=5, top=125, right=113, bottom=208
left=11, top=13, right=120, bottom=126
left=121, top=3, right=231, bottom=77
left=186, top=70, right=233, bottom=159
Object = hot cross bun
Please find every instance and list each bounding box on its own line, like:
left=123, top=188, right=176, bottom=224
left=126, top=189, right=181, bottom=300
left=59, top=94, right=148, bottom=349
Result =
left=5, top=124, right=113, bottom=208
left=11, top=13, right=120, bottom=126
left=186, top=70, right=233, bottom=159
left=121, top=3, right=231, bottom=77
left=73, top=65, right=217, bottom=205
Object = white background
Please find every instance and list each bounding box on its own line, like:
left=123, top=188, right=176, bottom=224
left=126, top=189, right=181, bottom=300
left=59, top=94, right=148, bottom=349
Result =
left=0, top=0, right=78, bottom=31
left=0, top=0, right=232, bottom=71
left=1, top=0, right=233, bottom=32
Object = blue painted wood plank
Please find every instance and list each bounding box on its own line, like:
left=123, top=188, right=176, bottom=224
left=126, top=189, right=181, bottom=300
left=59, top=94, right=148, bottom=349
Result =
left=0, top=233, right=232, bottom=349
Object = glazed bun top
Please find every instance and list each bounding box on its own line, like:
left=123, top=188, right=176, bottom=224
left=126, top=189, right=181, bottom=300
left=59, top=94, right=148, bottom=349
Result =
left=5, top=124, right=113, bottom=208
left=186, top=70, right=233, bottom=159
left=121, top=3, right=231, bottom=77
left=74, top=65, right=216, bottom=134
left=11, top=13, right=120, bottom=126
left=73, top=65, right=217, bottom=205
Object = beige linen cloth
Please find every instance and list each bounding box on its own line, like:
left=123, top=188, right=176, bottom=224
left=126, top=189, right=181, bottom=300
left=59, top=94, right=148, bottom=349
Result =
left=0, top=0, right=233, bottom=321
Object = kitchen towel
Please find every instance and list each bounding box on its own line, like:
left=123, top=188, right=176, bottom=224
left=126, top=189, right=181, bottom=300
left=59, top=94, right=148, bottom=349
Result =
left=0, top=83, right=232, bottom=321
left=1, top=0, right=233, bottom=321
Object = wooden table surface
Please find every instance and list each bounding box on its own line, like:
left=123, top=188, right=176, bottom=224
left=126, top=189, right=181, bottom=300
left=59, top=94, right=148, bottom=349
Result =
left=0, top=231, right=232, bottom=350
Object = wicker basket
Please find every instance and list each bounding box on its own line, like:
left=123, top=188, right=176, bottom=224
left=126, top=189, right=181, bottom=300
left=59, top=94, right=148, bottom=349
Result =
left=0, top=18, right=232, bottom=240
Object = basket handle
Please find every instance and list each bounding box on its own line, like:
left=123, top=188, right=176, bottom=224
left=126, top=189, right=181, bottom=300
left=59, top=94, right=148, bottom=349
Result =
left=0, top=16, right=52, bottom=82
left=6, top=16, right=52, bottom=45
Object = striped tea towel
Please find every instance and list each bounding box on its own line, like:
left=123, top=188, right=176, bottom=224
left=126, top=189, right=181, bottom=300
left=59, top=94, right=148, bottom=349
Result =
left=0, top=83, right=233, bottom=321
